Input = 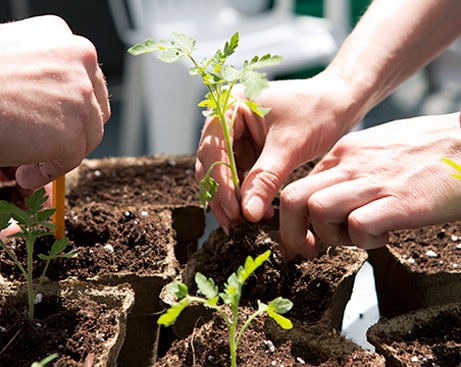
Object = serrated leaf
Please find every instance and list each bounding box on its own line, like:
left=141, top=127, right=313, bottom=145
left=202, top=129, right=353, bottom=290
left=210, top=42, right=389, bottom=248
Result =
left=157, top=299, right=190, bottom=326
left=267, top=310, right=293, bottom=329
left=195, top=272, right=218, bottom=299
left=223, top=32, right=239, bottom=57
left=167, top=281, right=189, bottom=299
left=25, top=188, right=48, bottom=214
left=247, top=54, right=283, bottom=70
left=36, top=208, right=56, bottom=222
left=241, top=70, right=269, bottom=100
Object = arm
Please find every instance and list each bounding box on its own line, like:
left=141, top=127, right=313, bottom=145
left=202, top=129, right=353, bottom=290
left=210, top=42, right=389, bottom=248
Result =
left=327, top=0, right=461, bottom=120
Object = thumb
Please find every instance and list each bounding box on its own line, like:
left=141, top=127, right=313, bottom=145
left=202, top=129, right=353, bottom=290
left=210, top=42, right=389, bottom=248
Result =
left=15, top=161, right=77, bottom=189
left=241, top=148, right=297, bottom=222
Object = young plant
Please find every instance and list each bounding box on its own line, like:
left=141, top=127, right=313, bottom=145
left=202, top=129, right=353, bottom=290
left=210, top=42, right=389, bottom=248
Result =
left=0, top=188, right=77, bottom=320
left=157, top=250, right=293, bottom=367
left=128, top=32, right=282, bottom=210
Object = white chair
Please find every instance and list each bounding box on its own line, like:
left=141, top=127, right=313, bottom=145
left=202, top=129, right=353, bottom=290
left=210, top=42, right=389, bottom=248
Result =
left=108, top=0, right=350, bottom=155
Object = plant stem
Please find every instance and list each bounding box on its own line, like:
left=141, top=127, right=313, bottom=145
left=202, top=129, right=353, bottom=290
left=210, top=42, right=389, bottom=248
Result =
left=229, top=303, right=239, bottom=367
left=235, top=309, right=263, bottom=350
left=26, top=233, right=35, bottom=320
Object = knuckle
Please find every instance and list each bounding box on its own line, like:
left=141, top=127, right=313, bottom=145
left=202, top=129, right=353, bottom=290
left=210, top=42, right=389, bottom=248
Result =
left=254, top=170, right=283, bottom=197
left=39, top=15, right=72, bottom=33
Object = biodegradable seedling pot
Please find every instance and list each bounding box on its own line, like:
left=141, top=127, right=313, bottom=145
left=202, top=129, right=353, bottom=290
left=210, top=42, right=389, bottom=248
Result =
left=154, top=306, right=385, bottom=367
left=367, top=301, right=461, bottom=367
left=368, top=221, right=461, bottom=318
left=0, top=279, right=134, bottom=367
left=0, top=155, right=205, bottom=367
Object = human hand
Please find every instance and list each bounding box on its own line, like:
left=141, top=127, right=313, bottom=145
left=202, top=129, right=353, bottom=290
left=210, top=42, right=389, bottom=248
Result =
left=279, top=112, right=461, bottom=259
left=0, top=15, right=110, bottom=189
left=195, top=71, right=360, bottom=232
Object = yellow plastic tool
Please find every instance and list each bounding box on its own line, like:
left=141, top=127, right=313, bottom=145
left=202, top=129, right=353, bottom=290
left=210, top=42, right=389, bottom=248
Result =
left=52, top=175, right=66, bottom=239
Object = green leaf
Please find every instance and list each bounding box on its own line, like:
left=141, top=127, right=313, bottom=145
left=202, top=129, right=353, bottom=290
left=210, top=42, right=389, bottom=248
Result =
left=128, top=40, right=161, bottom=56
left=48, top=238, right=69, bottom=258
left=200, top=176, right=218, bottom=208
left=221, top=65, right=241, bottom=83
left=170, top=32, right=197, bottom=54
left=0, top=212, right=11, bottom=231
left=246, top=54, right=283, bottom=70
left=36, top=208, right=56, bottom=222
left=223, top=32, right=239, bottom=57
left=267, top=310, right=293, bottom=330
left=221, top=272, right=241, bottom=305
left=195, top=273, right=219, bottom=300
left=241, top=70, right=269, bottom=100
left=0, top=200, right=30, bottom=225
left=166, top=281, right=189, bottom=299
left=238, top=250, right=271, bottom=283
left=157, top=299, right=190, bottom=326
left=25, top=188, right=48, bottom=214
left=442, top=157, right=461, bottom=180
left=158, top=48, right=186, bottom=63
left=245, top=100, right=271, bottom=117
left=267, top=297, right=293, bottom=315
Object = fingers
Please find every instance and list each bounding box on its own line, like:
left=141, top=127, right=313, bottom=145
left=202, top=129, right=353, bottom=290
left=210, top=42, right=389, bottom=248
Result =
left=196, top=117, right=241, bottom=230
left=308, top=178, right=384, bottom=245
left=241, top=145, right=299, bottom=223
left=279, top=169, right=393, bottom=259
left=75, top=35, right=111, bottom=125
left=15, top=158, right=81, bottom=190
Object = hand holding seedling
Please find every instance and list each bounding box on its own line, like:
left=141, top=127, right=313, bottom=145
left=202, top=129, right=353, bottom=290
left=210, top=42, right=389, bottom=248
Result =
left=129, top=32, right=282, bottom=212
left=157, top=250, right=293, bottom=367
left=0, top=188, right=76, bottom=319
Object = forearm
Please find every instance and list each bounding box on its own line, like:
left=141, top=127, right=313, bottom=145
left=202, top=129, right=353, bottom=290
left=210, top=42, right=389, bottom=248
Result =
left=327, top=0, right=461, bottom=129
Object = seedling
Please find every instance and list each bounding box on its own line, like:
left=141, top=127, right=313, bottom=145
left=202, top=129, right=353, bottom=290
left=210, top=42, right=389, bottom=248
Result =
left=129, top=32, right=282, bottom=210
left=0, top=188, right=77, bottom=320
left=157, top=250, right=293, bottom=367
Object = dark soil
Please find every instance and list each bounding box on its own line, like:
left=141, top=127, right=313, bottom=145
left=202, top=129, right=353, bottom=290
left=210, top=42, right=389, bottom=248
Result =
left=184, top=220, right=365, bottom=326
left=155, top=307, right=384, bottom=367
left=387, top=221, right=461, bottom=273
left=0, top=287, right=120, bottom=367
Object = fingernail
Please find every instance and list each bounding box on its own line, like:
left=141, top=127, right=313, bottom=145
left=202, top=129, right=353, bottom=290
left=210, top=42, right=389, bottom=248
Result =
left=245, top=195, right=265, bottom=221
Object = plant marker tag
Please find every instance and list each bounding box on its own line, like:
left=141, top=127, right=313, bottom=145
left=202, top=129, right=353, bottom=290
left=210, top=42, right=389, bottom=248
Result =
left=52, top=175, right=66, bottom=239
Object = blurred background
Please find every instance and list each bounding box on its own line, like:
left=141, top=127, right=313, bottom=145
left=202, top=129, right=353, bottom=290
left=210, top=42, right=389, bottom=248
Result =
left=2, top=0, right=459, bottom=159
